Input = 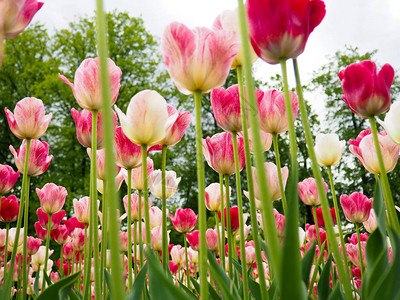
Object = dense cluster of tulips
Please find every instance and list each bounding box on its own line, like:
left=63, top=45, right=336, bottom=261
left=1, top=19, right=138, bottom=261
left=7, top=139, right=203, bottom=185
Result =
left=0, top=0, right=399, bottom=299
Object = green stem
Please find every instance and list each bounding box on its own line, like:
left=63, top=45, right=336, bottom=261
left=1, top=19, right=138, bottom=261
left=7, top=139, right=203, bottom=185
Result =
left=214, top=210, right=221, bottom=262
left=232, top=131, right=249, bottom=300
left=369, top=117, right=400, bottom=232
left=312, top=206, right=322, bottom=250
left=100, top=180, right=108, bottom=294
left=127, top=168, right=133, bottom=288
left=133, top=220, right=137, bottom=280
left=141, top=144, right=151, bottom=247
left=161, top=145, right=169, bottom=272
left=59, top=244, right=64, bottom=278
left=224, top=174, right=233, bottom=279
left=184, top=233, right=190, bottom=289
left=219, top=173, right=226, bottom=268
left=95, top=0, right=124, bottom=297
left=22, top=174, right=31, bottom=299
left=327, top=166, right=350, bottom=277
left=308, top=245, right=325, bottom=297
left=193, top=89, right=208, bottom=299
left=138, top=190, right=144, bottom=268
left=355, top=223, right=364, bottom=280
left=42, top=213, right=52, bottom=291
left=4, top=222, right=9, bottom=275
left=272, top=133, right=288, bottom=214
left=237, top=66, right=268, bottom=300
left=236, top=1, right=282, bottom=281
left=83, top=223, right=89, bottom=296
left=293, top=58, right=353, bottom=299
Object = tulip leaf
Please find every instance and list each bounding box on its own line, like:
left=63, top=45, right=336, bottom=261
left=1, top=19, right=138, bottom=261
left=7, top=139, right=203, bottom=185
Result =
left=34, top=270, right=40, bottom=296
left=327, top=281, right=345, bottom=300
left=126, top=263, right=148, bottom=300
left=302, top=243, right=316, bottom=288
left=37, top=271, right=81, bottom=300
left=104, top=269, right=113, bottom=299
left=317, top=254, right=332, bottom=300
left=190, top=275, right=221, bottom=300
left=248, top=276, right=261, bottom=300
left=178, top=279, right=199, bottom=300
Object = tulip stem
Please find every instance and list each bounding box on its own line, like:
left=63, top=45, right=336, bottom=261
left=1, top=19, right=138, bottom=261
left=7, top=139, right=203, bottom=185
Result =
left=100, top=180, right=108, bottom=294
left=95, top=0, right=124, bottom=297
left=214, top=210, right=221, bottom=260
left=184, top=233, right=190, bottom=289
left=22, top=174, right=31, bottom=299
left=83, top=222, right=89, bottom=293
left=327, top=166, right=350, bottom=277
left=42, top=213, right=52, bottom=291
left=161, top=145, right=169, bottom=272
left=59, top=244, right=64, bottom=278
left=232, top=131, right=249, bottom=300
left=237, top=65, right=269, bottom=300
left=3, top=138, right=30, bottom=299
left=293, top=58, right=353, bottom=299
left=355, top=223, right=365, bottom=280
left=219, top=174, right=226, bottom=268
left=127, top=168, right=133, bottom=288
left=138, top=190, right=144, bottom=268
left=141, top=144, right=151, bottom=247
left=369, top=117, right=400, bottom=232
left=223, top=174, right=233, bottom=279
left=312, top=206, right=322, bottom=250
left=193, top=89, right=208, bottom=299
left=133, top=220, right=137, bottom=280
left=272, top=133, right=288, bottom=215
left=4, top=222, right=9, bottom=271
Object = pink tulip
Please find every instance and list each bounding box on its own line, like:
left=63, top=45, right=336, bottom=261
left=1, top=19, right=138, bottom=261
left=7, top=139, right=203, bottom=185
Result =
left=246, top=0, right=326, bottom=64
left=119, top=231, right=129, bottom=252
left=274, top=209, right=286, bottom=236
left=244, top=129, right=272, bottom=153
left=114, top=126, right=142, bottom=169
left=339, top=60, right=394, bottom=118
left=115, top=90, right=169, bottom=146
left=363, top=209, right=377, bottom=233
left=258, top=89, right=299, bottom=135
left=0, top=0, right=43, bottom=40
left=87, top=148, right=121, bottom=181
left=59, top=57, right=122, bottom=111
left=340, top=192, right=373, bottom=223
left=0, top=164, right=19, bottom=194
left=26, top=236, right=41, bottom=255
left=170, top=245, right=186, bottom=265
left=345, top=242, right=366, bottom=268
left=123, top=193, right=152, bottom=222
left=203, top=132, right=245, bottom=175
left=0, top=195, right=19, bottom=222
left=37, top=208, right=66, bottom=230
left=205, top=183, right=230, bottom=212
left=245, top=244, right=256, bottom=265
left=36, top=183, right=67, bottom=215
left=150, top=170, right=181, bottom=199
left=170, top=208, right=197, bottom=233
left=5, top=97, right=52, bottom=140
left=161, top=22, right=240, bottom=95
left=62, top=242, right=74, bottom=260
left=150, top=226, right=166, bottom=251
left=298, top=177, right=328, bottom=206
left=305, top=224, right=327, bottom=246
left=71, top=228, right=85, bottom=252
left=149, top=206, right=164, bottom=229
left=73, top=196, right=98, bottom=224
left=348, top=232, right=368, bottom=245
left=10, top=139, right=53, bottom=177
left=97, top=170, right=124, bottom=194
left=349, top=129, right=399, bottom=174
left=51, top=225, right=71, bottom=245
left=169, top=261, right=179, bottom=274
left=206, top=228, right=219, bottom=251
left=34, top=222, right=47, bottom=241
left=186, top=230, right=200, bottom=251
left=122, top=157, right=154, bottom=191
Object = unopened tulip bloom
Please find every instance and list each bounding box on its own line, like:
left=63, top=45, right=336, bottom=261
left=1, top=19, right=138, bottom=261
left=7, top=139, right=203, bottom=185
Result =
left=206, top=228, right=219, bottom=251
left=162, top=22, right=240, bottom=95
left=349, top=129, right=399, bottom=174
left=203, top=132, right=245, bottom=175
left=73, top=197, right=99, bottom=224
left=314, top=133, right=346, bottom=167
left=348, top=232, right=368, bottom=245
left=5, top=97, right=52, bottom=140
left=258, top=89, right=299, bottom=135
left=97, top=170, right=124, bottom=194
left=35, top=222, right=47, bottom=241
left=169, top=261, right=179, bottom=274
left=150, top=170, right=181, bottom=199
left=59, top=57, right=122, bottom=111
left=0, top=195, right=19, bottom=222
left=123, top=193, right=152, bottom=222
left=170, top=208, right=197, bottom=233
left=186, top=230, right=200, bottom=252
left=378, top=101, right=400, bottom=145
left=63, top=242, right=74, bottom=260
left=63, top=217, right=85, bottom=234
left=122, top=157, right=154, bottom=191
left=246, top=0, right=326, bottom=64
left=36, top=183, right=67, bottom=215
left=37, top=208, right=66, bottom=230
left=187, top=247, right=199, bottom=264
left=339, top=60, right=394, bottom=118
left=312, top=207, right=336, bottom=227
left=345, top=242, right=366, bottom=268
left=274, top=209, right=286, bottom=237
left=114, top=126, right=142, bottom=169
left=245, top=129, right=272, bottom=153
left=363, top=209, right=377, bottom=233
left=218, top=206, right=240, bottom=233
left=0, top=164, right=19, bottom=194
left=298, top=177, right=328, bottom=206
left=115, top=90, right=169, bottom=146
left=26, top=236, right=41, bottom=255
left=150, top=226, right=167, bottom=251
left=87, top=148, right=121, bottom=181
left=170, top=244, right=186, bottom=265
left=119, top=231, right=129, bottom=252
left=245, top=244, right=256, bottom=265
left=71, top=228, right=85, bottom=251
left=305, top=224, right=327, bottom=246
left=8, top=227, right=24, bottom=250
left=205, top=183, right=230, bottom=212
left=51, top=225, right=71, bottom=245
left=149, top=206, right=165, bottom=229
left=31, top=246, right=53, bottom=267
left=213, top=8, right=258, bottom=69
left=340, top=192, right=373, bottom=223
left=10, top=139, right=53, bottom=177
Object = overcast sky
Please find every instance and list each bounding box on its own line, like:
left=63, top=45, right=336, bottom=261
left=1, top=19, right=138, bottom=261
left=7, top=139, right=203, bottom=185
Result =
left=35, top=0, right=400, bottom=117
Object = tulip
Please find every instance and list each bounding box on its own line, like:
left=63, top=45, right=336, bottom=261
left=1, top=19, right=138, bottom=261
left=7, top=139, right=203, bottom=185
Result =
left=150, top=170, right=181, bottom=199
left=298, top=177, right=328, bottom=206
left=51, top=225, right=71, bottom=245
left=378, top=101, right=400, bottom=145
left=37, top=208, right=66, bottom=230
left=73, top=197, right=99, bottom=224
left=363, top=209, right=377, bottom=233
left=314, top=133, right=346, bottom=167
left=170, top=245, right=186, bottom=265
left=114, top=126, right=142, bottom=169
left=186, top=230, right=200, bottom=252
left=119, top=231, right=129, bottom=252
left=312, top=207, right=336, bottom=227
left=161, top=22, right=240, bottom=95
left=246, top=0, right=326, bottom=64
left=244, top=129, right=272, bottom=153
left=87, top=148, right=121, bottom=181
left=258, top=89, right=299, bottom=135
left=338, top=60, right=394, bottom=118
left=0, top=164, right=19, bottom=194
left=36, top=183, right=67, bottom=215
left=8, top=227, right=24, bottom=250
left=10, top=139, right=53, bottom=177
left=169, top=261, right=179, bottom=274
left=63, top=217, right=85, bottom=234
left=348, top=232, right=368, bottom=245
left=203, top=132, right=245, bottom=175
left=71, top=228, right=85, bottom=252
left=0, top=195, right=19, bottom=222
left=345, top=242, right=366, bottom=268
left=206, top=228, right=219, bottom=251
left=97, top=170, right=124, bottom=194
left=245, top=245, right=256, bottom=265
left=149, top=206, right=165, bottom=229
left=115, top=90, right=169, bottom=146
left=59, top=57, right=122, bottom=111
left=218, top=206, right=240, bottom=233
left=123, top=193, right=152, bottom=222
left=5, top=97, right=52, bottom=140
left=63, top=242, right=74, bottom=260
left=305, top=224, right=327, bottom=246
left=34, top=222, right=47, bottom=241
left=122, top=157, right=154, bottom=191
left=31, top=246, right=53, bottom=267
left=169, top=208, right=198, bottom=233
left=26, top=236, right=41, bottom=255
left=349, top=129, right=399, bottom=174
left=213, top=8, right=258, bottom=69
left=150, top=226, right=166, bottom=251
left=274, top=209, right=286, bottom=237
left=340, top=192, right=373, bottom=223
left=205, top=183, right=230, bottom=212
left=187, top=247, right=199, bottom=264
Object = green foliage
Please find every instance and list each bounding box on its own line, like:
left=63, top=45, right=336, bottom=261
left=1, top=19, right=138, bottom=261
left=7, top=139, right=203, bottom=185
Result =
left=36, top=271, right=81, bottom=300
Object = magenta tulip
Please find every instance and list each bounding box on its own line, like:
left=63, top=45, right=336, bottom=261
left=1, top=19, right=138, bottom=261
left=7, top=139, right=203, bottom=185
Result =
left=218, top=206, right=240, bottom=233
left=0, top=164, right=19, bottom=194
left=26, top=236, right=41, bottom=255
left=37, top=208, right=66, bottom=230
left=36, top=183, right=67, bottom=215
left=170, top=208, right=198, bottom=233
left=339, top=60, right=394, bottom=118
left=35, top=221, right=47, bottom=241
left=51, top=225, right=70, bottom=245
left=0, top=195, right=19, bottom=222
left=340, top=192, right=373, bottom=223
left=114, top=126, right=142, bottom=169
left=246, top=0, right=326, bottom=64
left=10, top=139, right=53, bottom=177
left=298, top=177, right=328, bottom=206
left=59, top=57, right=122, bottom=111
left=206, top=228, right=219, bottom=251
left=186, top=230, right=200, bottom=251
left=161, top=22, right=240, bottom=95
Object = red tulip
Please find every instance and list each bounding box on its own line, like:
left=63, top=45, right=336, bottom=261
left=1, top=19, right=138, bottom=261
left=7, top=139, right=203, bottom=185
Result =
left=0, top=195, right=19, bottom=222
left=218, top=206, right=240, bottom=232
left=298, top=177, right=328, bottom=206
left=162, top=22, right=240, bottom=95
left=169, top=208, right=197, bottom=233
left=34, top=221, right=47, bottom=241
left=312, top=207, right=336, bottom=227
left=186, top=230, right=200, bottom=251
left=10, top=139, right=53, bottom=177
left=63, top=217, right=85, bottom=234
left=246, top=0, right=326, bottom=64
left=36, top=183, right=67, bottom=215
left=37, top=208, right=66, bottom=230
left=114, top=126, right=142, bottom=170
left=0, top=164, right=19, bottom=194
left=339, top=60, right=394, bottom=118
left=340, top=192, right=373, bottom=224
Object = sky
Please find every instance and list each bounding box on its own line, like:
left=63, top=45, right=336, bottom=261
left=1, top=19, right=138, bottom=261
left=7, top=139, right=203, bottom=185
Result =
left=35, top=0, right=400, bottom=118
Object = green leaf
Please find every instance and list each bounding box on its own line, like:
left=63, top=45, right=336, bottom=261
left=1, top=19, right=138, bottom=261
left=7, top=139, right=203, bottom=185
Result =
left=178, top=279, right=199, bottom=300
left=327, top=281, right=345, bottom=300
left=126, top=263, right=148, bottom=300
left=34, top=270, right=40, bottom=296
left=104, top=269, right=113, bottom=299
left=248, top=276, right=261, bottom=300
left=190, top=276, right=222, bottom=300
left=68, top=289, right=82, bottom=300
left=317, top=254, right=332, bottom=300
left=302, top=243, right=316, bottom=288
left=37, top=271, right=81, bottom=300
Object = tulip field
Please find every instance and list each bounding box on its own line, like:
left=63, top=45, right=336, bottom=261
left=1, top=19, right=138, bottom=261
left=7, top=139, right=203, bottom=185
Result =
left=0, top=0, right=399, bottom=299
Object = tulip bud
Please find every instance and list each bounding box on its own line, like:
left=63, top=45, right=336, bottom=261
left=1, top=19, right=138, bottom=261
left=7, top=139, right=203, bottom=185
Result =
left=0, top=195, right=19, bottom=222
left=314, top=133, right=345, bottom=167
left=206, top=228, right=219, bottom=251
left=0, top=164, right=19, bottom=194
left=363, top=209, right=377, bottom=233
left=340, top=192, right=373, bottom=223
left=170, top=208, right=198, bottom=233
left=205, top=183, right=230, bottom=212
left=36, top=183, right=67, bottom=215
left=298, top=177, right=328, bottom=206
left=150, top=170, right=181, bottom=199
left=186, top=230, right=200, bottom=251
left=122, top=158, right=154, bottom=191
